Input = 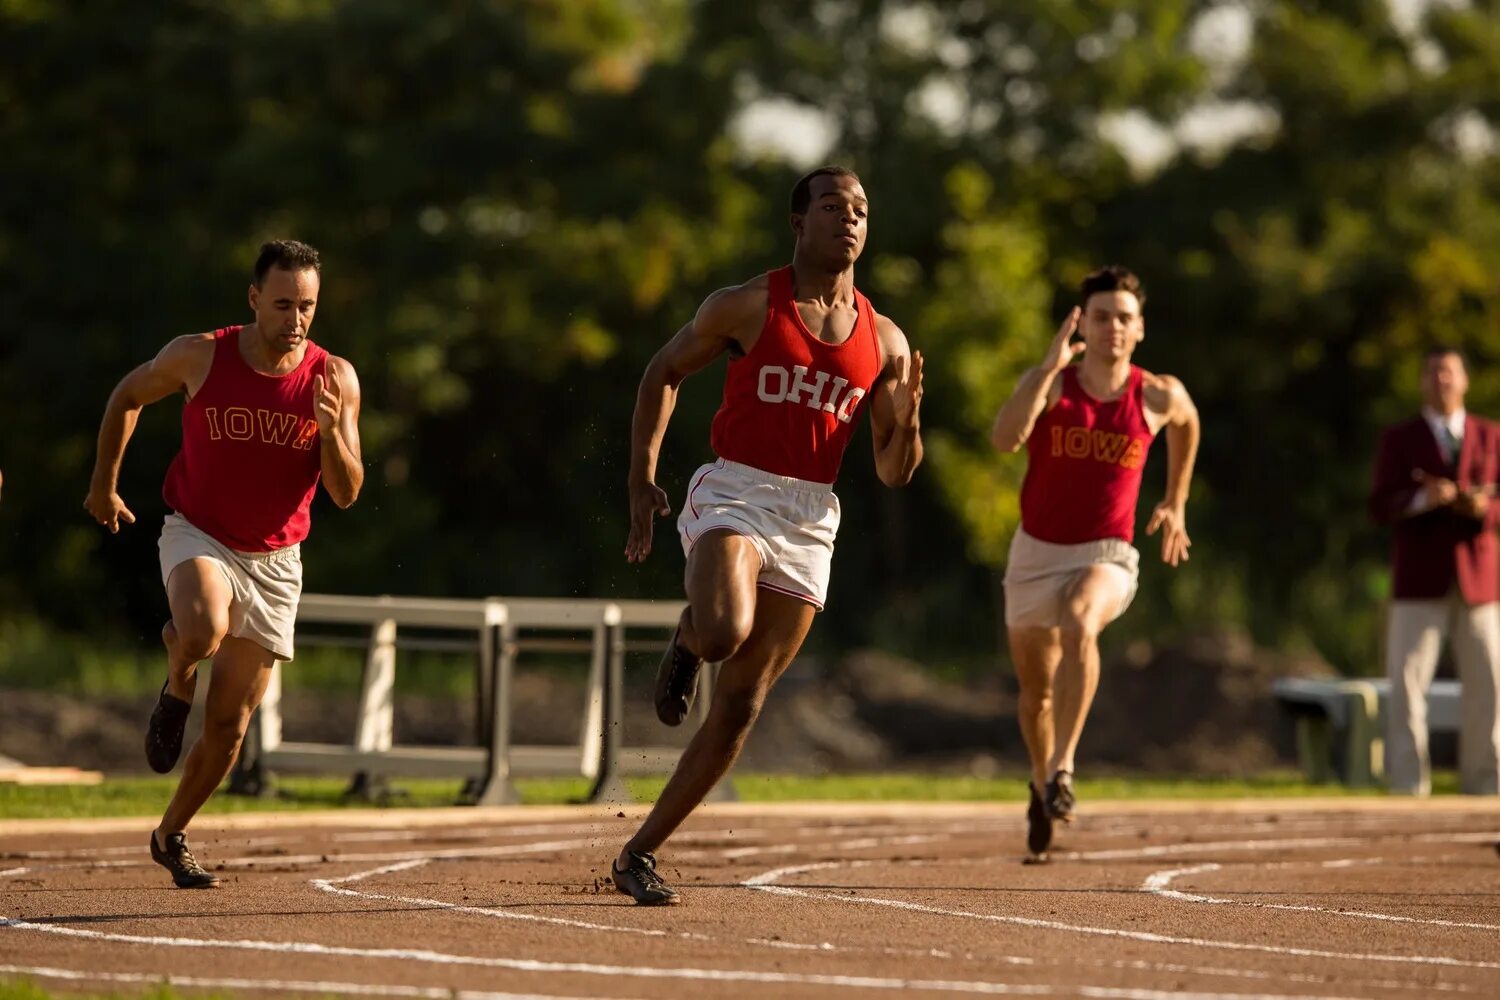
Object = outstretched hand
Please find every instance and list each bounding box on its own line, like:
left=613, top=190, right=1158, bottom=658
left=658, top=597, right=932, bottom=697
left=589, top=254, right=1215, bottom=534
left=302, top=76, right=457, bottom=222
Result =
left=624, top=480, right=672, bottom=563
left=1145, top=501, right=1191, bottom=567
left=1042, top=307, right=1084, bottom=373
left=313, top=367, right=342, bottom=436
left=893, top=350, right=924, bottom=429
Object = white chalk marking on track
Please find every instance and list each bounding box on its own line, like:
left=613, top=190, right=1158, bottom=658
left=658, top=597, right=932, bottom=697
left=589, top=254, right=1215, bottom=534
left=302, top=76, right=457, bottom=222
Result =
left=313, top=859, right=706, bottom=940
left=11, top=837, right=608, bottom=874
left=0, top=936, right=1377, bottom=1000
left=7, top=814, right=1496, bottom=995
left=1143, top=861, right=1500, bottom=930
left=321, top=857, right=1038, bottom=965
left=0, top=964, right=646, bottom=1000
left=0, top=869, right=27, bottom=879
left=743, top=859, right=1500, bottom=971
left=1061, top=836, right=1366, bottom=862
left=0, top=917, right=1394, bottom=998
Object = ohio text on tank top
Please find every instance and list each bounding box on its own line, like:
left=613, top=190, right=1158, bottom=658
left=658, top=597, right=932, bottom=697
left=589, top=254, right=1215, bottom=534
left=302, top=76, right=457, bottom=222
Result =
left=709, top=266, right=884, bottom=484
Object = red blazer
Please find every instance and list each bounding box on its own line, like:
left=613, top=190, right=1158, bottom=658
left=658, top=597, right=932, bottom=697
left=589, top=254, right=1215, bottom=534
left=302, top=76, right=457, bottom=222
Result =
left=1369, top=414, right=1500, bottom=604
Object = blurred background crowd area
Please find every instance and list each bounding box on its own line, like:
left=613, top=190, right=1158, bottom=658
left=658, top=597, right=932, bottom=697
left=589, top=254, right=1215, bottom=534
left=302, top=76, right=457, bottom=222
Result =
left=0, top=0, right=1497, bottom=693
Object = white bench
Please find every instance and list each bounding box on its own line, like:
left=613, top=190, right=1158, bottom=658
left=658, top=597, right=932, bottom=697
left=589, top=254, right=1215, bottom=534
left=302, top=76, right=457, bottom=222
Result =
left=1272, top=677, right=1461, bottom=786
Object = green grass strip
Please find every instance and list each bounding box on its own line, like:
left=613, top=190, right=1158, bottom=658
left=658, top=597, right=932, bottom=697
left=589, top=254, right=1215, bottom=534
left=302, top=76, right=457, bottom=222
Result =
left=0, top=770, right=1461, bottom=820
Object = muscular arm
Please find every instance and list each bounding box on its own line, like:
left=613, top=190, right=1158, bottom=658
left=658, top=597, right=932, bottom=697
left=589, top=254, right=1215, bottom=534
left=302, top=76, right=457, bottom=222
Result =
left=991, top=307, right=1080, bottom=453
left=84, top=335, right=214, bottom=532
left=625, top=282, right=763, bottom=562
left=316, top=356, right=363, bottom=508
left=991, top=369, right=1064, bottom=453
left=1143, top=373, right=1199, bottom=566
left=868, top=316, right=924, bottom=488
left=1153, top=376, right=1199, bottom=508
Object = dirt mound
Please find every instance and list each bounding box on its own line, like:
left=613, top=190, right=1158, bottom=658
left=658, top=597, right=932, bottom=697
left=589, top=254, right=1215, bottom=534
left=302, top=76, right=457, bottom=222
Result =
left=0, top=630, right=1332, bottom=778
left=1083, top=629, right=1335, bottom=773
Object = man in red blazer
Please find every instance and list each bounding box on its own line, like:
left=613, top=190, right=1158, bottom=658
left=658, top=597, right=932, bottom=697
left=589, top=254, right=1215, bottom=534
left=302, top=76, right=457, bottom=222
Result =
left=1370, top=346, right=1500, bottom=795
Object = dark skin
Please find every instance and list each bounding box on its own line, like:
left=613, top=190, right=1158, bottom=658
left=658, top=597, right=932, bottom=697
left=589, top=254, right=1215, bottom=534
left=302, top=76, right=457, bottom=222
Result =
left=618, top=174, right=924, bottom=873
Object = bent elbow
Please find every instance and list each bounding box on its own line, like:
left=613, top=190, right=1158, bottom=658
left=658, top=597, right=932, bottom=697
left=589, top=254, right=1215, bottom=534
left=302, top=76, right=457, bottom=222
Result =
left=333, top=482, right=362, bottom=509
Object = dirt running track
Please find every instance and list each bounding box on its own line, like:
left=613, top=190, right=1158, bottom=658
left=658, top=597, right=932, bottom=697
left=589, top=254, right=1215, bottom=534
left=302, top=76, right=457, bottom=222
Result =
left=1, top=799, right=1497, bottom=999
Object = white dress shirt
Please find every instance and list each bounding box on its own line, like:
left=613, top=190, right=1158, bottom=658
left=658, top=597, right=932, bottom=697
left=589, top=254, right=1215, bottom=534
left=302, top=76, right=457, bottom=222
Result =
left=1407, top=406, right=1467, bottom=514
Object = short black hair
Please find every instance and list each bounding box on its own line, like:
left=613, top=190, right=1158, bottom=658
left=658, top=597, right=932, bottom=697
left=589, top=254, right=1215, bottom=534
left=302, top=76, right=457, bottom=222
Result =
left=1426, top=345, right=1467, bottom=368
left=253, top=240, right=321, bottom=286
left=1079, top=265, right=1146, bottom=310
left=790, top=166, right=862, bottom=215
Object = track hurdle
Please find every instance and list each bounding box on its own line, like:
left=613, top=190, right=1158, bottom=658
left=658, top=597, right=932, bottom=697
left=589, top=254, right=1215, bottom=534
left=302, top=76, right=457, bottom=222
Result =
left=232, top=594, right=727, bottom=804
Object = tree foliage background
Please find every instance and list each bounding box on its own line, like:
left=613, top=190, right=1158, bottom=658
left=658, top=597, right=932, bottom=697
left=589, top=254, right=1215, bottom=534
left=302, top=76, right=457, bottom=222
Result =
left=1, top=0, right=1496, bottom=676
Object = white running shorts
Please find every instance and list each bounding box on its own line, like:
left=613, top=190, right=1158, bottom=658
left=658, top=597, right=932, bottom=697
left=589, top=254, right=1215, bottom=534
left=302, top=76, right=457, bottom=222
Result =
left=1002, top=526, right=1139, bottom=630
left=158, top=513, right=303, bottom=661
left=677, top=458, right=840, bottom=610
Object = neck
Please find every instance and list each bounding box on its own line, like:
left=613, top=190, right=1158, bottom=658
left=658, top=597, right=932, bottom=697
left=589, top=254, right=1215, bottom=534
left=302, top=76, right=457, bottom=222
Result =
left=789, top=251, right=856, bottom=305
left=239, top=323, right=307, bottom=375
left=1080, top=353, right=1132, bottom=393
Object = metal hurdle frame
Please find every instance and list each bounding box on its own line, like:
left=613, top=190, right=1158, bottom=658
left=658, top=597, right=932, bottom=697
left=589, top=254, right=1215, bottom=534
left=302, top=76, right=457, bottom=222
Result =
left=233, top=593, right=726, bottom=805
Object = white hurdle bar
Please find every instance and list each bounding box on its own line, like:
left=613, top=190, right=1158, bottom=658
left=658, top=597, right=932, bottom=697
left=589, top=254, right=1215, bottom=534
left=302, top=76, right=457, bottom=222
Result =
left=235, top=593, right=718, bottom=805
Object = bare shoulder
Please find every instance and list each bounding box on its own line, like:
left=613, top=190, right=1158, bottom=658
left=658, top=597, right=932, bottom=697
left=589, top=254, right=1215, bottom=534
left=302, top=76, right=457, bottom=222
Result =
left=154, top=332, right=217, bottom=373
left=1140, top=369, right=1191, bottom=412
left=696, top=274, right=770, bottom=334
left=161, top=331, right=217, bottom=357
left=325, top=353, right=360, bottom=384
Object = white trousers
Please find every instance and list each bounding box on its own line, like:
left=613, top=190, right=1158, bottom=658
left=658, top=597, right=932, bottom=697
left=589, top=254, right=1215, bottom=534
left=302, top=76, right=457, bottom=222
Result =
left=1384, top=595, right=1500, bottom=795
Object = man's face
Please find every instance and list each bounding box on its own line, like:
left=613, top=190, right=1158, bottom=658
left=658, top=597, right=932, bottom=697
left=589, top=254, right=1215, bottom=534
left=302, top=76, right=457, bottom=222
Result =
left=248, top=266, right=319, bottom=355
left=793, top=174, right=868, bottom=266
left=1422, top=352, right=1468, bottom=413
left=1080, top=290, right=1143, bottom=361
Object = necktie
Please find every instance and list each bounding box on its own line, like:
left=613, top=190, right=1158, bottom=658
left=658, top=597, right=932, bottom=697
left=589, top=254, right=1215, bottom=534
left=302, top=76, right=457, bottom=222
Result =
left=1443, top=425, right=1462, bottom=471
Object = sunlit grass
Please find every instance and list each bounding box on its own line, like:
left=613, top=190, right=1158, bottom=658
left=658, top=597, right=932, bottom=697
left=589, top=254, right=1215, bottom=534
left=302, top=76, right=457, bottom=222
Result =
left=0, top=769, right=1460, bottom=820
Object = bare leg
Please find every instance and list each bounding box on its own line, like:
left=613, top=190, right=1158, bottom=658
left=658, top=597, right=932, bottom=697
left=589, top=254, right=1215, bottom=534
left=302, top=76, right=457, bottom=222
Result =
left=1009, top=626, right=1061, bottom=791
left=1047, top=565, right=1131, bottom=779
left=156, top=636, right=275, bottom=844
left=163, top=558, right=234, bottom=702
left=674, top=528, right=763, bottom=662
left=622, top=589, right=815, bottom=863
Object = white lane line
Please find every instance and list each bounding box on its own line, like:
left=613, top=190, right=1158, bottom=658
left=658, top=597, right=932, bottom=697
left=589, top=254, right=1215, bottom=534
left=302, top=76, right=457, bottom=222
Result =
left=0, top=964, right=645, bottom=1000
left=312, top=860, right=702, bottom=940
left=712, top=833, right=952, bottom=861
left=16, top=837, right=608, bottom=874
left=0, top=918, right=1382, bottom=997
left=1063, top=837, right=1366, bottom=862
left=743, top=860, right=1500, bottom=971
left=321, top=859, right=1034, bottom=964
left=1143, top=862, right=1500, bottom=930
left=330, top=855, right=1449, bottom=989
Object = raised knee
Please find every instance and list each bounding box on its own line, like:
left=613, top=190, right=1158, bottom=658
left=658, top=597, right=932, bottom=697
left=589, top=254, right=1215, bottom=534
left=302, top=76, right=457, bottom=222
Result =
left=693, top=614, right=754, bottom=664
left=1059, top=614, right=1099, bottom=649
left=175, top=622, right=228, bottom=663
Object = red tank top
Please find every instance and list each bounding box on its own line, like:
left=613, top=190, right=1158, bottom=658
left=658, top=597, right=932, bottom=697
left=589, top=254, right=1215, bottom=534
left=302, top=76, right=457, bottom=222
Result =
left=1020, top=365, right=1157, bottom=544
left=162, top=326, right=328, bottom=551
left=709, top=266, right=884, bottom=484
